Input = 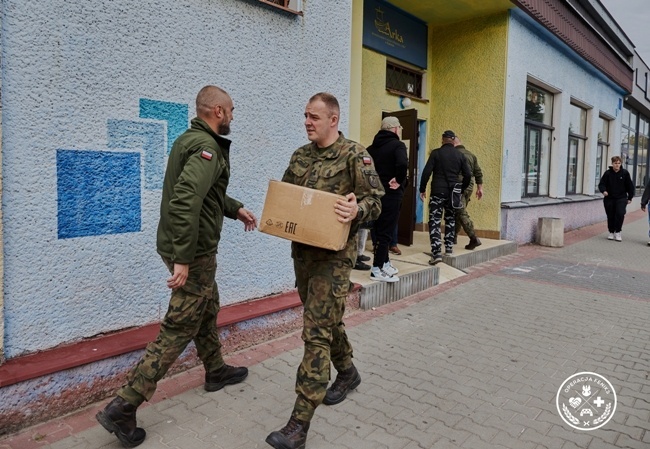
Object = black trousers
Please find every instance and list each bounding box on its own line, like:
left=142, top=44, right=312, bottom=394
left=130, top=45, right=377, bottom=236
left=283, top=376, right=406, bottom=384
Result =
left=372, top=193, right=403, bottom=268
left=603, top=197, right=628, bottom=233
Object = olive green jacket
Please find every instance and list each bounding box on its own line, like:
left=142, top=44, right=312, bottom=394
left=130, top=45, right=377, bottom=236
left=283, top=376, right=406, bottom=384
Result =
left=282, top=133, right=384, bottom=260
left=456, top=145, right=483, bottom=193
left=157, top=118, right=243, bottom=263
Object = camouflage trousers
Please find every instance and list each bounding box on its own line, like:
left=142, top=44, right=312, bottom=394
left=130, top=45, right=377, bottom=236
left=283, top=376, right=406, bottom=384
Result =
left=454, top=190, right=476, bottom=238
left=292, top=258, right=354, bottom=423
left=118, top=254, right=224, bottom=406
left=428, top=195, right=455, bottom=256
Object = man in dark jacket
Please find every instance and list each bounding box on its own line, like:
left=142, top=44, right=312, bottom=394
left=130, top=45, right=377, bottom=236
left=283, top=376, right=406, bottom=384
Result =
left=598, top=155, right=634, bottom=242
left=366, top=116, right=408, bottom=282
left=96, top=86, right=258, bottom=448
left=419, top=130, right=471, bottom=265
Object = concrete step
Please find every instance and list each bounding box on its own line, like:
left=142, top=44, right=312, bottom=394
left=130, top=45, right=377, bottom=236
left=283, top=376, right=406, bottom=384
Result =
left=350, top=232, right=517, bottom=309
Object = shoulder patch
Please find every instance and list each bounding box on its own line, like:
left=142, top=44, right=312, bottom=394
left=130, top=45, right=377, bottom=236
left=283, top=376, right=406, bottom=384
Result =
left=363, top=156, right=372, bottom=165
left=201, top=150, right=213, bottom=161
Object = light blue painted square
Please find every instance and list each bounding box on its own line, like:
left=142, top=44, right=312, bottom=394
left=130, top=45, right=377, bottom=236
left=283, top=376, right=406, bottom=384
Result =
left=139, top=98, right=188, bottom=154
left=107, top=119, right=165, bottom=190
left=57, top=150, right=142, bottom=239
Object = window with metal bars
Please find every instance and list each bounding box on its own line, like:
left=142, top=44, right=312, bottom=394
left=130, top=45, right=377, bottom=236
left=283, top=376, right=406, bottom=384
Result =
left=385, top=62, right=424, bottom=99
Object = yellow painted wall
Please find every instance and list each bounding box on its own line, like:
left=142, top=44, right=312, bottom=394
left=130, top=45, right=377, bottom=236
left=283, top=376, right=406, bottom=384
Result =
left=359, top=48, right=430, bottom=148
left=426, top=12, right=509, bottom=234
left=358, top=5, right=508, bottom=235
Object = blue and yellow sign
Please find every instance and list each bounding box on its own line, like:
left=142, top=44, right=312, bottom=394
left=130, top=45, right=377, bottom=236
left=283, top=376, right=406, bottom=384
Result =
left=363, top=0, right=428, bottom=68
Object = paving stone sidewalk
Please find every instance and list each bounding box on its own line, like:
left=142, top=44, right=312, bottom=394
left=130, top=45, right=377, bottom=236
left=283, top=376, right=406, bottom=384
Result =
left=2, top=213, right=649, bottom=449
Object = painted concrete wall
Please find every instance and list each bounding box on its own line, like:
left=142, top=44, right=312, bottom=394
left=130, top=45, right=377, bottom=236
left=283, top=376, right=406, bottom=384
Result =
left=0, top=108, right=3, bottom=364
left=426, top=13, right=509, bottom=235
left=501, top=10, right=625, bottom=243
left=1, top=0, right=353, bottom=359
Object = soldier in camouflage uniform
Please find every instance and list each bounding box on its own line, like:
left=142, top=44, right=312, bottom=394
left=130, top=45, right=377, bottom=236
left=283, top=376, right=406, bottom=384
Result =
left=265, top=93, right=383, bottom=449
left=453, top=136, right=484, bottom=250
left=96, top=86, right=258, bottom=448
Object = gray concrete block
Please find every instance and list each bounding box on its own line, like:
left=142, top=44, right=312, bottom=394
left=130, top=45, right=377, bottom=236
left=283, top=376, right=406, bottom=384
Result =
left=537, top=217, right=564, bottom=247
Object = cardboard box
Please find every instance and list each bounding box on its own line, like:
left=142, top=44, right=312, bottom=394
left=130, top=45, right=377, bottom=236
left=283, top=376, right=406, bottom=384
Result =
left=259, top=180, right=351, bottom=251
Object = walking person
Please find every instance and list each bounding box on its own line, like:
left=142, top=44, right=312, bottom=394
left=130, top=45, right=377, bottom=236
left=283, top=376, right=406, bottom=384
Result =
left=265, top=93, right=383, bottom=449
left=419, top=130, right=470, bottom=265
left=598, top=155, right=634, bottom=241
left=95, top=85, right=258, bottom=448
left=452, top=135, right=484, bottom=250
left=640, top=177, right=650, bottom=246
left=367, top=116, right=408, bottom=283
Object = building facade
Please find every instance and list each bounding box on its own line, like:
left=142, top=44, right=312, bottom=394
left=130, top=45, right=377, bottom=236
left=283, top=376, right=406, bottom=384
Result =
left=0, top=0, right=353, bottom=431
left=0, top=0, right=646, bottom=433
left=352, top=0, right=635, bottom=244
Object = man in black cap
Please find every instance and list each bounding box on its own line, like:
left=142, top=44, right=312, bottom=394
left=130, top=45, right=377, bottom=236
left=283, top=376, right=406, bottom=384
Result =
left=419, top=130, right=471, bottom=265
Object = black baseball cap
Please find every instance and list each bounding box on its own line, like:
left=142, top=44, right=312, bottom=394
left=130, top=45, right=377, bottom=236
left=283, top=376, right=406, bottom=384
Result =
left=442, top=130, right=456, bottom=139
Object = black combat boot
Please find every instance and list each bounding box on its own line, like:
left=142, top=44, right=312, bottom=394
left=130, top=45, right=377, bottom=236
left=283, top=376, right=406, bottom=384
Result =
left=95, top=396, right=146, bottom=448
left=204, top=364, right=249, bottom=392
left=465, top=236, right=482, bottom=250
left=322, top=364, right=361, bottom=405
left=265, top=416, right=310, bottom=449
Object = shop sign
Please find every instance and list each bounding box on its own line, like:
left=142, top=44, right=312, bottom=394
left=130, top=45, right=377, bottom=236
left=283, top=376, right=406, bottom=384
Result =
left=363, top=0, right=428, bottom=69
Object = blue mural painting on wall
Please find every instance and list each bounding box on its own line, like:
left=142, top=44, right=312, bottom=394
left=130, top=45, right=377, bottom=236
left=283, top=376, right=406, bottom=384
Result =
left=139, top=99, right=189, bottom=154
left=107, top=120, right=166, bottom=190
left=57, top=98, right=189, bottom=239
left=57, top=150, right=142, bottom=239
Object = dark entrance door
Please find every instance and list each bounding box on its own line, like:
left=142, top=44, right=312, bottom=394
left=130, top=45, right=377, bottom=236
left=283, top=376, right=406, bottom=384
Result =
left=382, top=108, right=418, bottom=246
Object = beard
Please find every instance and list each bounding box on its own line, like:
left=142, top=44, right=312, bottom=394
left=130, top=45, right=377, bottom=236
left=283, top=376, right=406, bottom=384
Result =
left=218, top=122, right=231, bottom=136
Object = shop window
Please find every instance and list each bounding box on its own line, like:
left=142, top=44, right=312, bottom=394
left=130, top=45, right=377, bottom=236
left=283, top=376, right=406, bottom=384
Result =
left=595, top=116, right=610, bottom=192
left=566, top=102, right=588, bottom=194
left=522, top=84, right=554, bottom=197
left=386, top=62, right=424, bottom=99
left=618, top=107, right=649, bottom=191
left=257, top=0, right=302, bottom=14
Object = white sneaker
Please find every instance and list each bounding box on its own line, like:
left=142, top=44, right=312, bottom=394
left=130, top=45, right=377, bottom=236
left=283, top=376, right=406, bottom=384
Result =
left=614, top=232, right=622, bottom=242
left=607, top=233, right=614, bottom=240
left=370, top=267, right=399, bottom=283
left=382, top=262, right=399, bottom=276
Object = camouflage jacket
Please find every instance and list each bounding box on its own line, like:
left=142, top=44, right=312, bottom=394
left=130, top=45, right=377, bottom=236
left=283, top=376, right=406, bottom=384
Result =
left=456, top=145, right=483, bottom=193
left=157, top=118, right=243, bottom=263
left=282, top=133, right=384, bottom=259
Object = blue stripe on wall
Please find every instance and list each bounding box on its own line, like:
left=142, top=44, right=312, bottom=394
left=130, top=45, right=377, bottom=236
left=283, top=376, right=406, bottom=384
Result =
left=57, top=150, right=142, bottom=239
left=107, top=119, right=165, bottom=190
left=139, top=98, right=188, bottom=154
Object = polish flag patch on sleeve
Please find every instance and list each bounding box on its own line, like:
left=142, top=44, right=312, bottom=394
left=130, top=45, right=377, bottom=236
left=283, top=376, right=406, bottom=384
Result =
left=362, top=156, right=372, bottom=165
left=201, top=150, right=213, bottom=161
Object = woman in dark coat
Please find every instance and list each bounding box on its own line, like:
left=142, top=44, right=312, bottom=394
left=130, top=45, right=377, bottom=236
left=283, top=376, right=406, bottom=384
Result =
left=598, top=155, right=635, bottom=242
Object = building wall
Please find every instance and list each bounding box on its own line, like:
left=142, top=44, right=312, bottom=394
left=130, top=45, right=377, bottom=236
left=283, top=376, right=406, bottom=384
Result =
left=359, top=49, right=430, bottom=147
left=426, top=13, right=509, bottom=235
left=501, top=10, right=626, bottom=243
left=1, top=0, right=353, bottom=359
